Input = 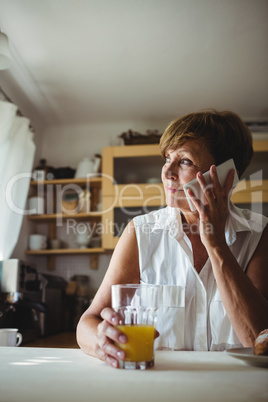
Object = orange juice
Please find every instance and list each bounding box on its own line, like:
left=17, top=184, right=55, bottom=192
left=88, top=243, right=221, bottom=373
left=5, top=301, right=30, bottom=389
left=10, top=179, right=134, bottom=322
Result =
left=115, top=325, right=155, bottom=362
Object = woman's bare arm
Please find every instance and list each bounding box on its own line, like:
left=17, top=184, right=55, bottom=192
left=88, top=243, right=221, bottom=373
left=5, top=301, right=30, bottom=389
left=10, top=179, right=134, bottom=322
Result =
left=76, top=220, right=140, bottom=367
left=189, top=166, right=268, bottom=346
left=208, top=224, right=268, bottom=346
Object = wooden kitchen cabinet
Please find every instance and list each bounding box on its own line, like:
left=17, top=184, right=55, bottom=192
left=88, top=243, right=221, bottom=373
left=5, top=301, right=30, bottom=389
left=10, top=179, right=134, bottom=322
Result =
left=231, top=139, right=268, bottom=207
left=102, top=140, right=268, bottom=249
left=26, top=176, right=104, bottom=269
left=102, top=144, right=165, bottom=249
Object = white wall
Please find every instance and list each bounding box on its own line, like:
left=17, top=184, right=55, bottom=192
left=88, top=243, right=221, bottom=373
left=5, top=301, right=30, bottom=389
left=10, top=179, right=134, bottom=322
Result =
left=39, top=119, right=168, bottom=168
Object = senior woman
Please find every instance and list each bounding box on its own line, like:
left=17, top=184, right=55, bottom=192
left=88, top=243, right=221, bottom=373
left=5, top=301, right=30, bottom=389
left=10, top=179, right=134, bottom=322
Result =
left=77, top=110, right=268, bottom=368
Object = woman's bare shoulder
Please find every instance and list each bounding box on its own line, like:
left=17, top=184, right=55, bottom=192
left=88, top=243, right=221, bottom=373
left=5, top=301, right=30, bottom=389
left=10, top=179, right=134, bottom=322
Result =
left=86, top=220, right=140, bottom=317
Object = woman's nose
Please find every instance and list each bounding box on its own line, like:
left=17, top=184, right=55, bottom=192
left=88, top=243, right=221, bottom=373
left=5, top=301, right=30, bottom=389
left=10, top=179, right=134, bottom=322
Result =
left=164, top=164, right=178, bottom=180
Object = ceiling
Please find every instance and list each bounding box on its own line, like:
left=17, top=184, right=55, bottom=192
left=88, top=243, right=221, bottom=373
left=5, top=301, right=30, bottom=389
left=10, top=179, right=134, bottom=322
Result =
left=0, top=0, right=268, bottom=129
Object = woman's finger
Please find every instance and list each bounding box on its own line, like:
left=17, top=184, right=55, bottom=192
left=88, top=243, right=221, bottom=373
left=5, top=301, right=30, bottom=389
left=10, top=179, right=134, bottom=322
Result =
left=95, top=342, right=122, bottom=368
left=100, top=307, right=119, bottom=325
left=97, top=332, right=125, bottom=359
left=98, top=319, right=127, bottom=344
left=187, top=189, right=207, bottom=217
left=105, top=354, right=120, bottom=369
left=196, top=170, right=216, bottom=205
left=96, top=313, right=127, bottom=368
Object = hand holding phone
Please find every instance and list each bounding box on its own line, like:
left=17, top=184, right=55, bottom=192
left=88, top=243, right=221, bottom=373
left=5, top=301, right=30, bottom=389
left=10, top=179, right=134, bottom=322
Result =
left=183, top=158, right=239, bottom=211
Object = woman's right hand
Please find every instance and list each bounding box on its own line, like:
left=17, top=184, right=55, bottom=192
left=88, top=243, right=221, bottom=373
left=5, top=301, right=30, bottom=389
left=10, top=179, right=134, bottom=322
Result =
left=95, top=307, right=127, bottom=368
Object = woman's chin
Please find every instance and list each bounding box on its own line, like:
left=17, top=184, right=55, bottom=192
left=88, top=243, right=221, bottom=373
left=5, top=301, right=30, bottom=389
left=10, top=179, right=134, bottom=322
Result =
left=166, top=197, right=191, bottom=211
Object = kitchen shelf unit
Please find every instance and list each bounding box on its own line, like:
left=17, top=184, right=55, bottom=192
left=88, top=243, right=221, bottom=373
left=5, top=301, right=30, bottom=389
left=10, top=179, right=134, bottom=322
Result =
left=27, top=176, right=103, bottom=269
left=102, top=140, right=268, bottom=249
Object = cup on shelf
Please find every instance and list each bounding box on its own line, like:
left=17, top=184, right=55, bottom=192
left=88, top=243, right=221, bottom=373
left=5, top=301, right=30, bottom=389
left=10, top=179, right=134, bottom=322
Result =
left=29, top=234, right=47, bottom=250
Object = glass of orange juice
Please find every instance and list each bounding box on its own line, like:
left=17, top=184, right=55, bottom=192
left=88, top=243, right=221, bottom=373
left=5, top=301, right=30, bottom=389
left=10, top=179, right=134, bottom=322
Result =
left=111, top=284, right=158, bottom=370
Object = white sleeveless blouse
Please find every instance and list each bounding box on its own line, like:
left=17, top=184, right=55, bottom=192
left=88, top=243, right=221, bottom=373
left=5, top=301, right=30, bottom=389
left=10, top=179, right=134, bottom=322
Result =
left=133, top=203, right=267, bottom=351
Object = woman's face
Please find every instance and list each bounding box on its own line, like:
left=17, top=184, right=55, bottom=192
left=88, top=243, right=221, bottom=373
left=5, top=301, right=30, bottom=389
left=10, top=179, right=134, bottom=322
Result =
left=161, top=139, right=215, bottom=210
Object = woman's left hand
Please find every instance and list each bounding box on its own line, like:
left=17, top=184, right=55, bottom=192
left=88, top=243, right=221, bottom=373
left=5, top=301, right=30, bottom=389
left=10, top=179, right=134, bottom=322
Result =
left=187, top=165, right=236, bottom=250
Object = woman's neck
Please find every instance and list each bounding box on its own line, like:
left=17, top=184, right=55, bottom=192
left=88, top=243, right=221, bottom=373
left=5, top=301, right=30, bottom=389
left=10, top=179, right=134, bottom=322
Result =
left=181, top=210, right=200, bottom=229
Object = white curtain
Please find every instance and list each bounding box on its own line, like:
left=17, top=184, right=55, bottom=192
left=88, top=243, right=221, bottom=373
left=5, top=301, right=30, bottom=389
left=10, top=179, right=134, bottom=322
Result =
left=0, top=100, right=36, bottom=260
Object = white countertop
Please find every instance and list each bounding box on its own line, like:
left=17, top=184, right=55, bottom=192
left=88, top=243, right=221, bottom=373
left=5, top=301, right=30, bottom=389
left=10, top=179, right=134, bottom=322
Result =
left=0, top=347, right=267, bottom=402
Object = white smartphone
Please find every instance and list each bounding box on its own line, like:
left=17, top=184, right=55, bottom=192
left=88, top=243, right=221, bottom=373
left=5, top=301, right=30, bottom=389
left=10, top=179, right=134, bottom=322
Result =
left=183, top=158, right=239, bottom=211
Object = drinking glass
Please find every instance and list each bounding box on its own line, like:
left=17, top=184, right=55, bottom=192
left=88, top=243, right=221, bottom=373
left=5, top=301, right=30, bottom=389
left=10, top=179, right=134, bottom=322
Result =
left=111, top=284, right=158, bottom=370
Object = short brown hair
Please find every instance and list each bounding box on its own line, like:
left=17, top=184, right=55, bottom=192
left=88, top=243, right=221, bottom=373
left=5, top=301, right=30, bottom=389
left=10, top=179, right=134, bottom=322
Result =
left=159, top=110, right=253, bottom=177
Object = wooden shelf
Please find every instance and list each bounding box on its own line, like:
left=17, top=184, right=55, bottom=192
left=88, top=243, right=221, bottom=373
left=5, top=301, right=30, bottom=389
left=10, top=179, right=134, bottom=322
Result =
left=26, top=247, right=105, bottom=255
left=103, top=144, right=161, bottom=157
left=28, top=212, right=102, bottom=221
left=30, top=177, right=102, bottom=186
left=253, top=140, right=268, bottom=152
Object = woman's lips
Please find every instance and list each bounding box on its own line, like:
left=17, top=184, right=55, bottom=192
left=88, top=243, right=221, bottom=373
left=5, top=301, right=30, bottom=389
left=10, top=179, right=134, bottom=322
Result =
left=165, top=186, right=184, bottom=193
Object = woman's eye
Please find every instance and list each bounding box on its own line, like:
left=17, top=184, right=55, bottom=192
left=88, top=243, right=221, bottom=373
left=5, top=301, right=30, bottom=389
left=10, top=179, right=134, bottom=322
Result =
left=180, top=159, right=193, bottom=167
left=165, top=157, right=171, bottom=164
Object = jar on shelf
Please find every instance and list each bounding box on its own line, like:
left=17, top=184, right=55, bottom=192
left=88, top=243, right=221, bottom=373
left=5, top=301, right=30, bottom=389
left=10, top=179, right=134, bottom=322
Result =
left=33, top=159, right=55, bottom=180
left=78, top=189, right=91, bottom=213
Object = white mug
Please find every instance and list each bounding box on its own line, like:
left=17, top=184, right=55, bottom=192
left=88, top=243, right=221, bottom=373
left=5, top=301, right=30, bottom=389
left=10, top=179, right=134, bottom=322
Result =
left=29, top=234, right=47, bottom=250
left=28, top=196, right=45, bottom=215
left=0, top=328, right=23, bottom=347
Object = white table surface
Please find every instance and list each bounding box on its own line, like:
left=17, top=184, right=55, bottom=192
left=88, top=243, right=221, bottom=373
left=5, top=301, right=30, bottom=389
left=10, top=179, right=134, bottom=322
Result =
left=0, top=347, right=267, bottom=402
